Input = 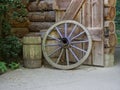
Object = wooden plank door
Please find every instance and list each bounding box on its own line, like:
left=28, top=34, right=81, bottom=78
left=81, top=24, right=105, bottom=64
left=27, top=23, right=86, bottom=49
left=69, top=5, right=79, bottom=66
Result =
left=91, top=0, right=104, bottom=66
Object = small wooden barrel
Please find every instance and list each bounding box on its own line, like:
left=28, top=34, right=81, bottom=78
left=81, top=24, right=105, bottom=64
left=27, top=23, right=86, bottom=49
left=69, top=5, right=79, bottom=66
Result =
left=23, top=33, right=42, bottom=68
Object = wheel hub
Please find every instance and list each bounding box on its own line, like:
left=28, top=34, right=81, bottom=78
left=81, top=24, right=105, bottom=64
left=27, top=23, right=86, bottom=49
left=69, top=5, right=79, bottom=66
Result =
left=60, top=38, right=70, bottom=48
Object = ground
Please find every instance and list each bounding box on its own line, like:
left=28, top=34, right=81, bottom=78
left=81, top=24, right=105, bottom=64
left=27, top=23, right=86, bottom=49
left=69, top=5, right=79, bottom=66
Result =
left=0, top=48, right=120, bottom=90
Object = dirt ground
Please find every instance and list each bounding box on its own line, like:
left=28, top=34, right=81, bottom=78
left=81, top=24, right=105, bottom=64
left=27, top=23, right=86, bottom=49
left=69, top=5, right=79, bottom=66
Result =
left=0, top=47, right=120, bottom=90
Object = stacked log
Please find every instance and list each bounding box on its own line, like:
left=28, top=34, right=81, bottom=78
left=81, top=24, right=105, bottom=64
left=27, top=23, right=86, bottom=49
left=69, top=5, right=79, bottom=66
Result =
left=29, top=22, right=54, bottom=32
left=27, top=0, right=55, bottom=33
left=104, top=0, right=117, bottom=67
left=28, top=11, right=55, bottom=22
left=27, top=1, right=53, bottom=11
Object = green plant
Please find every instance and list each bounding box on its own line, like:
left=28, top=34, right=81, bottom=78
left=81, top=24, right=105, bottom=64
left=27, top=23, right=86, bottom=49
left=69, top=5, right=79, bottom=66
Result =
left=9, top=62, right=20, bottom=70
left=0, top=0, right=28, bottom=37
left=0, top=0, right=28, bottom=67
left=0, top=36, right=22, bottom=63
left=116, top=0, right=120, bottom=30
left=115, top=0, right=120, bottom=44
left=0, top=61, right=7, bottom=73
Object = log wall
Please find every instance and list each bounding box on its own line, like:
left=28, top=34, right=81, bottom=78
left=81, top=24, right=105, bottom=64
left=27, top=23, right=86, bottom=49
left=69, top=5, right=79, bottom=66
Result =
left=28, top=0, right=55, bottom=33
left=104, top=0, right=117, bottom=67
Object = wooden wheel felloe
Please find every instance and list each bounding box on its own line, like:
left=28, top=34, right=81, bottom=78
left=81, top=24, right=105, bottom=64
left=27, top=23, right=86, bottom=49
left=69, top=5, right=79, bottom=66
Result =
left=42, top=20, right=92, bottom=69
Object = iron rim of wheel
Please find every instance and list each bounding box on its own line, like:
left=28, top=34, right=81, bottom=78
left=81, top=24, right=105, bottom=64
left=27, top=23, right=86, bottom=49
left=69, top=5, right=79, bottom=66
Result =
left=42, top=20, right=92, bottom=70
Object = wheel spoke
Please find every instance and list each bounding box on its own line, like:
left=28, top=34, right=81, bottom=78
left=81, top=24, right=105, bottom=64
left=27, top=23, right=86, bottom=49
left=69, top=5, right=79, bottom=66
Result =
left=45, top=44, right=61, bottom=47
left=66, top=49, right=69, bottom=65
left=55, top=27, right=63, bottom=38
left=65, top=23, right=67, bottom=37
left=71, top=31, right=85, bottom=40
left=48, top=47, right=61, bottom=57
left=69, top=48, right=79, bottom=62
left=71, top=40, right=89, bottom=44
left=71, top=45, right=87, bottom=53
left=68, top=25, right=77, bottom=38
left=48, top=35, right=60, bottom=41
left=56, top=49, right=64, bottom=64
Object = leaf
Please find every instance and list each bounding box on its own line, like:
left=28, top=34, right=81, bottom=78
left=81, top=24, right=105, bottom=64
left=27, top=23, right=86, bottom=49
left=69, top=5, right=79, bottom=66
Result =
left=9, top=62, right=20, bottom=69
left=0, top=61, right=7, bottom=72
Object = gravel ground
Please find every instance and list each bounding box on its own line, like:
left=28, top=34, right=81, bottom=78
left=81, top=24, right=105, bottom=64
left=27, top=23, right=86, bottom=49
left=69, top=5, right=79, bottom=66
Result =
left=0, top=48, right=120, bottom=90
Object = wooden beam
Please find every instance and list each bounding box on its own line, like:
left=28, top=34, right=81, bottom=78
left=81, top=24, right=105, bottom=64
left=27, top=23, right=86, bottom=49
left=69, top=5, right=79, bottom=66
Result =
left=62, top=0, right=86, bottom=20
left=88, top=28, right=102, bottom=41
left=91, top=0, right=104, bottom=66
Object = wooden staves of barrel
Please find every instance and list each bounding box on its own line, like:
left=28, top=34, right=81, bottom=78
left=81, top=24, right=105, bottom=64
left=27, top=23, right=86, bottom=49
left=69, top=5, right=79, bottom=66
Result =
left=23, top=33, right=42, bottom=68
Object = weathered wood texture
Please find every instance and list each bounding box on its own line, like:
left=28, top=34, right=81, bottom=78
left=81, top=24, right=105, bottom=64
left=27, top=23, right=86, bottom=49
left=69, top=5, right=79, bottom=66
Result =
left=104, top=21, right=115, bottom=34
left=104, top=6, right=116, bottom=20
left=104, top=47, right=115, bottom=67
left=104, top=0, right=117, bottom=67
left=54, top=0, right=105, bottom=66
left=40, top=29, right=48, bottom=39
left=28, top=11, right=55, bottom=22
left=23, top=33, right=42, bottom=68
left=28, top=0, right=55, bottom=34
left=11, top=28, right=29, bottom=38
left=44, top=0, right=54, bottom=3
left=29, top=22, right=55, bottom=32
left=62, top=0, right=86, bottom=20
left=91, top=0, right=104, bottom=66
left=104, top=0, right=116, bottom=7
left=104, top=34, right=117, bottom=48
left=108, top=34, right=117, bottom=47
left=27, top=1, right=53, bottom=12
left=53, top=0, right=71, bottom=10
left=10, top=20, right=30, bottom=28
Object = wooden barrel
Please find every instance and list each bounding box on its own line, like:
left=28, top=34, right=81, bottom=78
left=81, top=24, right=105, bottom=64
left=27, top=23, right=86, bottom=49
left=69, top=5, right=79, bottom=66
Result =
left=23, top=33, right=42, bottom=68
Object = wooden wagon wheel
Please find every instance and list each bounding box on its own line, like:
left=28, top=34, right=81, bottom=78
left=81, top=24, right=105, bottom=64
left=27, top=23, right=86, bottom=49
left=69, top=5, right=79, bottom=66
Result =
left=42, top=20, right=92, bottom=69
